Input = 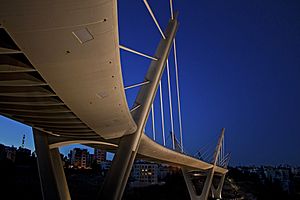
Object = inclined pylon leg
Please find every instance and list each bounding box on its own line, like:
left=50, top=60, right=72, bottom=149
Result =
left=98, top=13, right=179, bottom=200
left=183, top=128, right=226, bottom=200
left=182, top=168, right=199, bottom=200
left=182, top=167, right=216, bottom=200
left=50, top=148, right=71, bottom=200
left=33, top=129, right=71, bottom=200
left=97, top=133, right=142, bottom=200
left=211, top=174, right=226, bottom=199
left=200, top=167, right=216, bottom=200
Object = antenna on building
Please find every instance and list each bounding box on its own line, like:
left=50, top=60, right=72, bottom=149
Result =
left=21, top=134, right=25, bottom=148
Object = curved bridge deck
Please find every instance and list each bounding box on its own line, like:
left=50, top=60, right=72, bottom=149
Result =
left=0, top=0, right=227, bottom=177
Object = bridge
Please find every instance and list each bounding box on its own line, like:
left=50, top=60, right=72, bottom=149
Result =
left=0, top=0, right=229, bottom=199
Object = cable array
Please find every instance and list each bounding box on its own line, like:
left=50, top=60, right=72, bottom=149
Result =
left=120, top=0, right=184, bottom=152
left=143, top=0, right=183, bottom=151
left=119, top=1, right=230, bottom=169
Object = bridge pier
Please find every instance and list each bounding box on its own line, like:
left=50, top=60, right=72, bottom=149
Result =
left=182, top=167, right=216, bottom=200
left=211, top=174, right=226, bottom=199
left=98, top=14, right=179, bottom=200
left=33, top=129, right=70, bottom=200
left=182, top=129, right=225, bottom=200
left=97, top=133, right=142, bottom=200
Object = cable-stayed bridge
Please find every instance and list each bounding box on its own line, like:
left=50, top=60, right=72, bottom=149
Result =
left=0, top=0, right=229, bottom=199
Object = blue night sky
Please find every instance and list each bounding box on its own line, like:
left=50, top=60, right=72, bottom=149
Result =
left=1, top=0, right=300, bottom=166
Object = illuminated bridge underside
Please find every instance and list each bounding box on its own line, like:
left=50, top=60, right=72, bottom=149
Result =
left=0, top=0, right=227, bottom=185
left=0, top=0, right=136, bottom=139
left=49, top=134, right=227, bottom=175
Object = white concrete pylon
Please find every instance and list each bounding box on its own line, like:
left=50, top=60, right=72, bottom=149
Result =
left=33, top=128, right=71, bottom=200
left=98, top=16, right=179, bottom=200
left=182, top=128, right=226, bottom=200
left=159, top=81, right=166, bottom=146
left=211, top=174, right=226, bottom=199
left=151, top=104, right=156, bottom=141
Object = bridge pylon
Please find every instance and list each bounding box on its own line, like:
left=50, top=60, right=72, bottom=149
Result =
left=211, top=174, right=226, bottom=199
left=33, top=129, right=71, bottom=200
left=98, top=14, right=179, bottom=200
left=182, top=128, right=226, bottom=200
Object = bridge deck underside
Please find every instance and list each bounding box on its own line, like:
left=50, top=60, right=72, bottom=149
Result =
left=49, top=134, right=227, bottom=175
left=0, top=0, right=227, bottom=175
left=0, top=28, right=100, bottom=138
left=0, top=0, right=136, bottom=140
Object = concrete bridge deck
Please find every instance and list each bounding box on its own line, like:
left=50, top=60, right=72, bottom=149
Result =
left=0, top=0, right=227, bottom=175
left=1, top=1, right=228, bottom=199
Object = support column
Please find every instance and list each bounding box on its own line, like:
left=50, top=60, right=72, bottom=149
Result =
left=50, top=148, right=71, bottom=200
left=211, top=174, right=226, bottom=199
left=200, top=167, right=216, bottom=200
left=33, top=129, right=70, bottom=200
left=182, top=169, right=200, bottom=200
left=182, top=128, right=225, bottom=200
left=98, top=15, right=179, bottom=200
